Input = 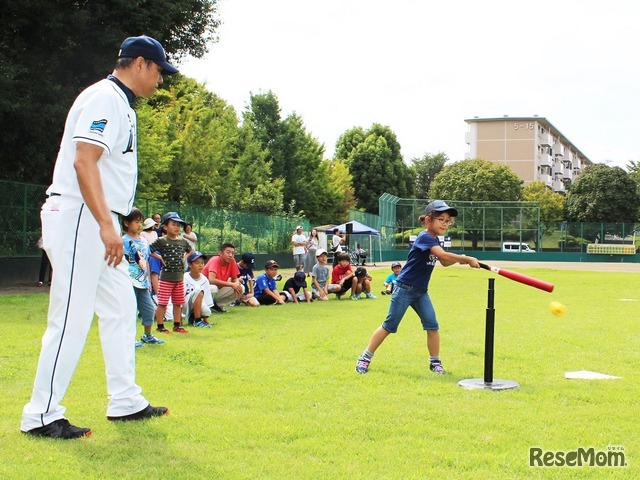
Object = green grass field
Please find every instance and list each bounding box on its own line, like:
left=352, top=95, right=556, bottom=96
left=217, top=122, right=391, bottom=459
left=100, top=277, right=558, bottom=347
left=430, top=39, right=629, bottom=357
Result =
left=0, top=266, right=637, bottom=479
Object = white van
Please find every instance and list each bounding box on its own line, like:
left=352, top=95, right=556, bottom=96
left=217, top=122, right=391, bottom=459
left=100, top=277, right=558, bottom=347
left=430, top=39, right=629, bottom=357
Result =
left=502, top=242, right=536, bottom=253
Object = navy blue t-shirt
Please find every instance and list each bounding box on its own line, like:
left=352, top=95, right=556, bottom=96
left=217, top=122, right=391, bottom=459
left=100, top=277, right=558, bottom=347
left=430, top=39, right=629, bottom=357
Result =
left=395, top=231, right=440, bottom=290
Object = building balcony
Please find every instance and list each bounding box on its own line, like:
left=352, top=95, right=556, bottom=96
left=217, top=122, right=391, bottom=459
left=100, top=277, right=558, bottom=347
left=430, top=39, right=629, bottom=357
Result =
left=538, top=134, right=552, bottom=147
left=552, top=142, right=565, bottom=157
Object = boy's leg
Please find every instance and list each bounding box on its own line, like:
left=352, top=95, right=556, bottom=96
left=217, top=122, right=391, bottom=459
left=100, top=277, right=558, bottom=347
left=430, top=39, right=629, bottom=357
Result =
left=356, top=283, right=413, bottom=374
left=427, top=330, right=440, bottom=357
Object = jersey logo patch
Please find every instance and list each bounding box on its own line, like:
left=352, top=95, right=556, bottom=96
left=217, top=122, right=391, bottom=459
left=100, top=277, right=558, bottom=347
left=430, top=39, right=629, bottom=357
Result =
left=89, top=119, right=108, bottom=134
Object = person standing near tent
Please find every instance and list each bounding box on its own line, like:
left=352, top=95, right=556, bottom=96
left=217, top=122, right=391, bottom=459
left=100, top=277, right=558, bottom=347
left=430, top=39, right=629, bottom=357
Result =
left=331, top=228, right=345, bottom=266
left=303, top=228, right=319, bottom=275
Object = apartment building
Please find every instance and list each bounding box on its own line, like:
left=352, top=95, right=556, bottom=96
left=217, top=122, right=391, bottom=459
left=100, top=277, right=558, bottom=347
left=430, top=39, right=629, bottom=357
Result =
left=464, top=116, right=592, bottom=193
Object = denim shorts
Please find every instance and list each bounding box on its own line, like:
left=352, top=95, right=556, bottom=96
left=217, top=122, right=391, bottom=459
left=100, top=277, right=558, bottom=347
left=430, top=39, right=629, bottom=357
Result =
left=133, top=287, right=155, bottom=327
left=381, top=281, right=439, bottom=333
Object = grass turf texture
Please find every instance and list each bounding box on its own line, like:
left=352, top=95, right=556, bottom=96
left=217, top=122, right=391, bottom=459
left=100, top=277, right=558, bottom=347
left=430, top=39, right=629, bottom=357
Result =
left=0, top=266, right=637, bottom=479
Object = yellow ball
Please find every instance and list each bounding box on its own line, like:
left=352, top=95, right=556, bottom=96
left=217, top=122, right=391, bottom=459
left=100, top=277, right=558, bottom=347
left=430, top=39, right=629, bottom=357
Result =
left=549, top=301, right=567, bottom=317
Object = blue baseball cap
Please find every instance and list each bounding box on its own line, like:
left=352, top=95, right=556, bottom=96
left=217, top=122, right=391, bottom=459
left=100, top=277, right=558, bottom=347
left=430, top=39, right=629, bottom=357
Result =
left=161, top=211, right=186, bottom=225
left=425, top=200, right=458, bottom=217
left=187, top=251, right=206, bottom=263
left=118, top=35, right=179, bottom=75
left=293, top=271, right=306, bottom=287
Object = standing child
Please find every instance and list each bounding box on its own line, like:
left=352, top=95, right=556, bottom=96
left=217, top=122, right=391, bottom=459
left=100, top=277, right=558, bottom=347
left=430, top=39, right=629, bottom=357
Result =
left=183, top=252, right=214, bottom=328
left=381, top=261, right=402, bottom=295
left=283, top=271, right=312, bottom=303
left=237, top=252, right=260, bottom=307
left=122, top=208, right=165, bottom=346
left=355, top=200, right=479, bottom=375
left=149, top=212, right=193, bottom=333
left=254, top=260, right=287, bottom=305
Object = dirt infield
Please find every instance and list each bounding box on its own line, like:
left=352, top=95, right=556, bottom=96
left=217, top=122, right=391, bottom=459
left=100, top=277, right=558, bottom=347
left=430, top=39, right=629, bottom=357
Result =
left=3, top=261, right=639, bottom=296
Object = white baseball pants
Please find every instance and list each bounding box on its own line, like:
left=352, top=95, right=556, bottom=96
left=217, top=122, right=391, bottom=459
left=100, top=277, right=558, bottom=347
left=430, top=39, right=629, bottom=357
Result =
left=21, top=197, right=148, bottom=431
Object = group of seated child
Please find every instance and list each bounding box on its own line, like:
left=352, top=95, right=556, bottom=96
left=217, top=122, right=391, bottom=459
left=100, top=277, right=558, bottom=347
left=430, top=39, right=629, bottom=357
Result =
left=124, top=208, right=403, bottom=347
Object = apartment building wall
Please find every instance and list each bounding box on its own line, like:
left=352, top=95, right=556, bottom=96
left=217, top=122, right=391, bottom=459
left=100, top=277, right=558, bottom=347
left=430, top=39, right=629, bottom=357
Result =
left=465, top=116, right=592, bottom=193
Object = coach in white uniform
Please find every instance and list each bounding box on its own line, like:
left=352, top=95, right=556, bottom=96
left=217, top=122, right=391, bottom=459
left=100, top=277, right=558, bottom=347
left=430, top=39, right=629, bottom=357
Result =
left=21, top=36, right=179, bottom=439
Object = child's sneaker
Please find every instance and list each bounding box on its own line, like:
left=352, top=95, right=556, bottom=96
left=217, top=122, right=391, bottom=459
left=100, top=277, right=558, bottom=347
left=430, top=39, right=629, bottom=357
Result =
left=156, top=326, right=171, bottom=334
left=141, top=333, right=165, bottom=344
left=194, top=320, right=213, bottom=328
left=355, top=355, right=371, bottom=374
left=135, top=341, right=144, bottom=348
left=365, top=292, right=377, bottom=299
left=429, top=361, right=446, bottom=375
left=173, top=326, right=189, bottom=334
left=381, top=290, right=388, bottom=295
left=350, top=294, right=360, bottom=301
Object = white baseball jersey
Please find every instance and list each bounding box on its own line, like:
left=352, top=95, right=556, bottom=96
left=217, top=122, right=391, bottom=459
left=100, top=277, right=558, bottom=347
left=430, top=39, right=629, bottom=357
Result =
left=47, top=79, right=137, bottom=215
left=183, top=272, right=214, bottom=308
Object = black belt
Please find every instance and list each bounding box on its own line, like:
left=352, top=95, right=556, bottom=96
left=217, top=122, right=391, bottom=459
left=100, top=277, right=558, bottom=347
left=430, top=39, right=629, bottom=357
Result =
left=47, top=193, right=122, bottom=221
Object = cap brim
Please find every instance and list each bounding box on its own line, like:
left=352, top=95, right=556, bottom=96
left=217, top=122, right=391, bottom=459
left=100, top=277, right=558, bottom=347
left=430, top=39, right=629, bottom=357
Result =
left=159, top=61, right=179, bottom=75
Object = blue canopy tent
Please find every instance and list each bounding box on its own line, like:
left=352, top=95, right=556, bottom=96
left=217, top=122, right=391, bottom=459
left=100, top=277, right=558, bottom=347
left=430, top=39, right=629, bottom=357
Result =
left=321, top=220, right=382, bottom=265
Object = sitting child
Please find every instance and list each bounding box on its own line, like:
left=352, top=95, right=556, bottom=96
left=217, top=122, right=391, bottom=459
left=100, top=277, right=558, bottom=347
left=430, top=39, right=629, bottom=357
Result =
left=381, top=261, right=402, bottom=295
left=283, top=271, right=312, bottom=303
left=254, top=260, right=287, bottom=305
left=353, top=266, right=377, bottom=299
left=312, top=249, right=339, bottom=300
left=183, top=252, right=214, bottom=328
left=330, top=253, right=358, bottom=300
left=237, top=252, right=260, bottom=307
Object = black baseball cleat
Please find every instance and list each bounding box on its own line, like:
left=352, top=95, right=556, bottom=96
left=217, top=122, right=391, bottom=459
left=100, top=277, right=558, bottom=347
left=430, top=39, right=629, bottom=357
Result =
left=107, top=404, right=169, bottom=422
left=24, top=419, right=91, bottom=439
left=212, top=304, right=227, bottom=313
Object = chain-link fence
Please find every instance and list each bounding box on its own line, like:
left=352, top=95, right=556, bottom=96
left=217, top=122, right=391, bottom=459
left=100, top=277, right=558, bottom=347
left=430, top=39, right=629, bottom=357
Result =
left=1, top=180, right=307, bottom=257
left=376, top=193, right=639, bottom=252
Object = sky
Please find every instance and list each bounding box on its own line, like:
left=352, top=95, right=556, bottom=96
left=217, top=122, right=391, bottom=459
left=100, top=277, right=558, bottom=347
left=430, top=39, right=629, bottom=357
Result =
left=179, top=0, right=640, bottom=168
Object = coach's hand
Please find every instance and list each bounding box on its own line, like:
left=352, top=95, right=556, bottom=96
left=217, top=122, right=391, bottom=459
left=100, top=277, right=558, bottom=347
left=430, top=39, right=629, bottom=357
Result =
left=101, top=224, right=124, bottom=267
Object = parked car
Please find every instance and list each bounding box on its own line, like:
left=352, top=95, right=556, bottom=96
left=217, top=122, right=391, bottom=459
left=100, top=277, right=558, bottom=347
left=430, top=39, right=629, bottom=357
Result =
left=502, top=242, right=536, bottom=253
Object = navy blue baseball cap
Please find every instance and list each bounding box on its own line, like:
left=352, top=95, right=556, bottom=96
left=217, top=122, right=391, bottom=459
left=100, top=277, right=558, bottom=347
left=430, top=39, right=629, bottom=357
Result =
left=293, top=271, right=306, bottom=287
left=118, top=35, right=179, bottom=75
left=187, top=251, right=207, bottom=263
left=241, top=252, right=255, bottom=266
left=425, top=200, right=458, bottom=217
left=161, top=211, right=186, bottom=225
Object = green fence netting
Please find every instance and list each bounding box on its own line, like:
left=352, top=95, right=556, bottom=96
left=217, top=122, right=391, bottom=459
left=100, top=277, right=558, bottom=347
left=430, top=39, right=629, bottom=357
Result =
left=1, top=180, right=307, bottom=257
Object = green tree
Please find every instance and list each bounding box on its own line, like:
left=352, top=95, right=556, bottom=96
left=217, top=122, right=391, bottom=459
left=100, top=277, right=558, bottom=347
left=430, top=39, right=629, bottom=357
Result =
left=335, top=124, right=413, bottom=213
left=1, top=0, right=220, bottom=184
left=430, top=159, right=523, bottom=248
left=244, top=91, right=334, bottom=223
left=410, top=152, right=448, bottom=199
left=137, top=76, right=239, bottom=206
left=565, top=164, right=640, bottom=223
left=522, top=180, right=565, bottom=248
left=522, top=181, right=565, bottom=225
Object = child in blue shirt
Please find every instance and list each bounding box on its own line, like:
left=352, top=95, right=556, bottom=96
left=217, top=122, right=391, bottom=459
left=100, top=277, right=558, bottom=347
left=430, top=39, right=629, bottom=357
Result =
left=122, top=208, right=164, bottom=346
left=381, top=261, right=402, bottom=295
left=355, top=201, right=479, bottom=375
left=254, top=260, right=287, bottom=305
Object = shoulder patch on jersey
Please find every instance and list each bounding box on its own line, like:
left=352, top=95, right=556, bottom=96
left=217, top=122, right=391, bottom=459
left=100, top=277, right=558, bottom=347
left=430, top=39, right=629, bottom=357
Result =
left=89, top=119, right=108, bottom=134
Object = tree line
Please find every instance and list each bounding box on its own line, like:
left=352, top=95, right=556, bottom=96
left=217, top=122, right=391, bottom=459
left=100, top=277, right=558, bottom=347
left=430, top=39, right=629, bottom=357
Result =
left=3, top=0, right=640, bottom=226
